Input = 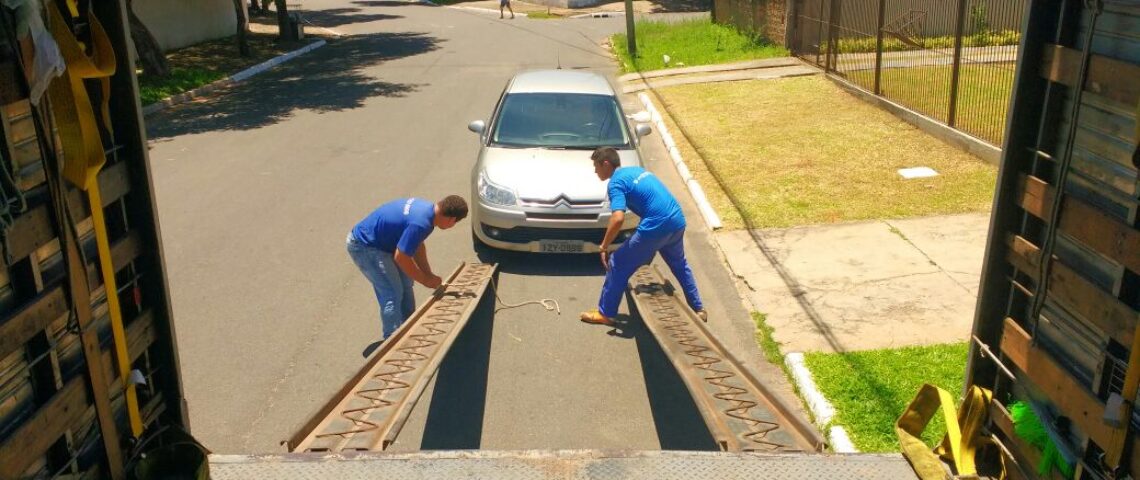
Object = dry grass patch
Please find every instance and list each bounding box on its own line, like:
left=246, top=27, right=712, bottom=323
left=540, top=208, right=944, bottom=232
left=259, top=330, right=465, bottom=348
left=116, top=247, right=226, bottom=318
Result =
left=654, top=76, right=997, bottom=229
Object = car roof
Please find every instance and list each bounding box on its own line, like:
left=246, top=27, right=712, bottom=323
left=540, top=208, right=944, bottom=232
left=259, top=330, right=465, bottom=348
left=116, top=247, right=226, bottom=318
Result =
left=506, top=70, right=615, bottom=96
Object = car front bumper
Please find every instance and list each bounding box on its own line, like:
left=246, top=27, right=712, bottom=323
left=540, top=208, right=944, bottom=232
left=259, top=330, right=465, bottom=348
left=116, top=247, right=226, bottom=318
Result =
left=473, top=201, right=636, bottom=253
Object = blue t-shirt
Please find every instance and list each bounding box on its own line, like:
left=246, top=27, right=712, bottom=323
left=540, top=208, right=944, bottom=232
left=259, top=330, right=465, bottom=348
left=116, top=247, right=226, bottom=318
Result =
left=607, top=167, right=685, bottom=236
left=350, top=198, right=436, bottom=254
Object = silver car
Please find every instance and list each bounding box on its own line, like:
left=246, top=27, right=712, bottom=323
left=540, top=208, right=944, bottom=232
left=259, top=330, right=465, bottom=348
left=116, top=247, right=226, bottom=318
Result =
left=468, top=70, right=651, bottom=253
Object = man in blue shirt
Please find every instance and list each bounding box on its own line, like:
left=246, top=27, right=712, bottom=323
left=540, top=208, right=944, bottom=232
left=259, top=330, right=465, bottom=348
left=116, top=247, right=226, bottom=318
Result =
left=580, top=148, right=706, bottom=326
left=347, top=195, right=468, bottom=339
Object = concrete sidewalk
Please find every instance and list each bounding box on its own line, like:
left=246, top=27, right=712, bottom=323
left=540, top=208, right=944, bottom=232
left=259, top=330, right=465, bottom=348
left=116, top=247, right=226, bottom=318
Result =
left=717, top=214, right=988, bottom=354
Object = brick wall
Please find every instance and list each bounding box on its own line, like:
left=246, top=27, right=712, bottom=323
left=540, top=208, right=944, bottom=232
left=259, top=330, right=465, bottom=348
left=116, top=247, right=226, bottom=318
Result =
left=713, top=0, right=790, bottom=47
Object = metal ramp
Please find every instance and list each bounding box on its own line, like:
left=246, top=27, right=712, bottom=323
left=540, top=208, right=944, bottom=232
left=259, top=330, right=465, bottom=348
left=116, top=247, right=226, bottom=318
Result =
left=210, top=450, right=918, bottom=479
left=275, top=263, right=919, bottom=478
left=288, top=262, right=497, bottom=452
left=627, top=265, right=822, bottom=452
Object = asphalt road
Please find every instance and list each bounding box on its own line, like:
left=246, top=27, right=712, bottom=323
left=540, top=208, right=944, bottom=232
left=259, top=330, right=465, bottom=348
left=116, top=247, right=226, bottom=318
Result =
left=147, top=1, right=798, bottom=453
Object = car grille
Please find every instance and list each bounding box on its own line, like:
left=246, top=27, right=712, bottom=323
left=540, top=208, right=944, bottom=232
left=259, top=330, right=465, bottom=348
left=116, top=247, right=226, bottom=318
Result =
left=481, top=224, right=630, bottom=244
left=525, top=212, right=599, bottom=221
left=519, top=195, right=604, bottom=208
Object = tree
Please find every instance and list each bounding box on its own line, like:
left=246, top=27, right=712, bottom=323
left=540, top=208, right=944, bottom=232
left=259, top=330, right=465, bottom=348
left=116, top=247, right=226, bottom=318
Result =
left=125, top=0, right=169, bottom=77
left=275, top=0, right=298, bottom=42
left=232, top=0, right=251, bottom=57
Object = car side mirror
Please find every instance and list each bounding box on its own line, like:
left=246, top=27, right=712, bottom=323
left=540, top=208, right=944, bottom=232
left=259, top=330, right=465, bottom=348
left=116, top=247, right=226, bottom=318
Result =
left=468, top=120, right=486, bottom=134
left=635, top=124, right=652, bottom=137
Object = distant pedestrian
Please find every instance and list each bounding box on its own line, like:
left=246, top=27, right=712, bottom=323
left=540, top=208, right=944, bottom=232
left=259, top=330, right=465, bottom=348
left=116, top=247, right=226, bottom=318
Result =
left=347, top=195, right=468, bottom=340
left=580, top=147, right=707, bottom=326
left=500, top=0, right=514, bottom=19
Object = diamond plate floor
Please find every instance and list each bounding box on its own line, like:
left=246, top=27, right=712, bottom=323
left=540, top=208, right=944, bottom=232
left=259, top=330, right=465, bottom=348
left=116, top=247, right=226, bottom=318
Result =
left=210, top=450, right=918, bottom=479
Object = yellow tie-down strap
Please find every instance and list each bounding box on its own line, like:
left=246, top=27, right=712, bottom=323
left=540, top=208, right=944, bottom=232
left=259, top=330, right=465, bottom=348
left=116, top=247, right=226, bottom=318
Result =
left=46, top=1, right=143, bottom=438
left=896, top=384, right=1003, bottom=480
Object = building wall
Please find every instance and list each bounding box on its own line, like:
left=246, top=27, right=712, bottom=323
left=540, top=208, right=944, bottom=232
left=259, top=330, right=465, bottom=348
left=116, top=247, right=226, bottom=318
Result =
left=133, top=0, right=238, bottom=51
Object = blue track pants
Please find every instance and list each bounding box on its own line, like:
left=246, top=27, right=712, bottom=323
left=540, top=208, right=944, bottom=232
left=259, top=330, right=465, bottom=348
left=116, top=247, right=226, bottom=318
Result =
left=598, top=228, right=703, bottom=318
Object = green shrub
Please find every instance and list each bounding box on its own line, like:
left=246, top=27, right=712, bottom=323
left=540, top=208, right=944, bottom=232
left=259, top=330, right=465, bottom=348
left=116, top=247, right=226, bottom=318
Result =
left=823, top=30, right=1020, bottom=54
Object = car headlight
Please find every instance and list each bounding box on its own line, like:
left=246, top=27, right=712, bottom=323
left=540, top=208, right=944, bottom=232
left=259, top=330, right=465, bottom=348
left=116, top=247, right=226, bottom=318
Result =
left=478, top=172, right=517, bottom=207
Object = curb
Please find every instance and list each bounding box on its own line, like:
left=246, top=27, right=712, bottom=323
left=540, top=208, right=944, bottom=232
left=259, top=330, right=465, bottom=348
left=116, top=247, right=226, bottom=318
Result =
left=141, top=39, right=328, bottom=117
left=785, top=352, right=858, bottom=453
left=636, top=92, right=723, bottom=230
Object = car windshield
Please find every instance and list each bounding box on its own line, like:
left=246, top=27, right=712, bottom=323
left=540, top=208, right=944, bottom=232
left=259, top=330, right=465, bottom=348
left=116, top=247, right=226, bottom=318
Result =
left=490, top=93, right=630, bottom=149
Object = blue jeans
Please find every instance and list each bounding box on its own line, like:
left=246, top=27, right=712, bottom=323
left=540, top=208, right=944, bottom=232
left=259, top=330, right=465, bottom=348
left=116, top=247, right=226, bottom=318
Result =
left=347, top=236, right=415, bottom=339
left=598, top=228, right=703, bottom=318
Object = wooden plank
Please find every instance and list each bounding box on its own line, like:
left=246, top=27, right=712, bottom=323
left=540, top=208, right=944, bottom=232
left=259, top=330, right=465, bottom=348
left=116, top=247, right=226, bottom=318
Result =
left=7, top=113, right=35, bottom=146
left=0, top=376, right=88, bottom=479
left=7, top=204, right=56, bottom=263
left=110, top=231, right=142, bottom=272
left=1018, top=174, right=1140, bottom=274
left=1017, top=174, right=1054, bottom=220
left=0, top=230, right=143, bottom=361
left=1041, top=44, right=1140, bottom=106
left=100, top=311, right=156, bottom=386
left=0, top=287, right=67, bottom=360
left=5, top=164, right=134, bottom=267
left=1060, top=199, right=1140, bottom=274
left=1006, top=235, right=1138, bottom=347
left=1000, top=318, right=1119, bottom=456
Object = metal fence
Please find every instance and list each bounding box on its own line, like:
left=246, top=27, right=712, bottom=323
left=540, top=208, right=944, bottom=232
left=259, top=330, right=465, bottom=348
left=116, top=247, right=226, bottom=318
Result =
left=789, top=0, right=1027, bottom=145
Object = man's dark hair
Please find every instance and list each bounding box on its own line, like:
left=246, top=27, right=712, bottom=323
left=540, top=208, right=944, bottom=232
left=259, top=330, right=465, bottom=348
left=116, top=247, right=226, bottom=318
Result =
left=591, top=147, right=620, bottom=167
left=438, top=195, right=468, bottom=221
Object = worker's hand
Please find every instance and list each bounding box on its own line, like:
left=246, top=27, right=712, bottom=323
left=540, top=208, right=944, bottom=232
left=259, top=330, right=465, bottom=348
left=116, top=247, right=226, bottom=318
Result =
left=423, top=274, right=443, bottom=289
left=600, top=250, right=610, bottom=271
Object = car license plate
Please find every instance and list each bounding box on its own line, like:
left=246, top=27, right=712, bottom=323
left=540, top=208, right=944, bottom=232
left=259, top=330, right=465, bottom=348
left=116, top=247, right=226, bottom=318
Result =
left=539, top=240, right=584, bottom=253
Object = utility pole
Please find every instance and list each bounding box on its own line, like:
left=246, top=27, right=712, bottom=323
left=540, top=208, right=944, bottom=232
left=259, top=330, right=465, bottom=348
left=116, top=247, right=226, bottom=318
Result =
left=624, top=0, right=637, bottom=58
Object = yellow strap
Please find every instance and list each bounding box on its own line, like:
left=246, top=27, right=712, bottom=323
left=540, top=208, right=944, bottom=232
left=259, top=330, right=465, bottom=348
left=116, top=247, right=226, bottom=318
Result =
left=897, top=384, right=1000, bottom=479
left=45, top=1, right=143, bottom=438
left=47, top=0, right=115, bottom=189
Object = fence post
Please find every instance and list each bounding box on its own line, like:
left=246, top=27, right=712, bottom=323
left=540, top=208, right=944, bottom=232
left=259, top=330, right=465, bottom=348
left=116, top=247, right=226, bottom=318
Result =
left=825, top=0, right=841, bottom=73
left=785, top=0, right=798, bottom=52
left=948, top=0, right=968, bottom=127
left=873, top=0, right=886, bottom=94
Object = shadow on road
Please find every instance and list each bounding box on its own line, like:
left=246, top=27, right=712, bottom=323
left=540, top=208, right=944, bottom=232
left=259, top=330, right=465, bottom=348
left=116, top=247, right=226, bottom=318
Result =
left=300, top=7, right=403, bottom=27
left=147, top=32, right=441, bottom=139
left=475, top=248, right=606, bottom=277
left=419, top=283, right=496, bottom=448
left=352, top=0, right=437, bottom=7
left=625, top=291, right=718, bottom=450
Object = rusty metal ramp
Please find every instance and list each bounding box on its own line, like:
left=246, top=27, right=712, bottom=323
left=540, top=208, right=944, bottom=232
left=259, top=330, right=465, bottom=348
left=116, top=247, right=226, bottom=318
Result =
left=288, top=262, right=497, bottom=453
left=628, top=265, right=825, bottom=453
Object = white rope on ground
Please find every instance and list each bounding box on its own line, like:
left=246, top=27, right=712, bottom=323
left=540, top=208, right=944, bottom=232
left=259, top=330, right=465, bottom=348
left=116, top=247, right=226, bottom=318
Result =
left=444, top=276, right=560, bottom=315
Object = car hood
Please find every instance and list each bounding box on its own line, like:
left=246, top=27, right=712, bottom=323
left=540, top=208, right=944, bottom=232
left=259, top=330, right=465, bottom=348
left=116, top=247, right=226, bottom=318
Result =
left=479, top=147, right=641, bottom=203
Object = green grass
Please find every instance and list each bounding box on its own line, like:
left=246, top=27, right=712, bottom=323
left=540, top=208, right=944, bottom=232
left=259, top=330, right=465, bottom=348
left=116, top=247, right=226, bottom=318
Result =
left=804, top=342, right=969, bottom=452
left=655, top=76, right=997, bottom=229
left=833, top=30, right=1020, bottom=54
left=753, top=312, right=785, bottom=368
left=612, top=18, right=788, bottom=73
left=135, top=31, right=305, bottom=106
left=525, top=10, right=560, bottom=19
left=845, top=63, right=1015, bottom=145
left=890, top=63, right=1014, bottom=145
left=138, top=68, right=227, bottom=105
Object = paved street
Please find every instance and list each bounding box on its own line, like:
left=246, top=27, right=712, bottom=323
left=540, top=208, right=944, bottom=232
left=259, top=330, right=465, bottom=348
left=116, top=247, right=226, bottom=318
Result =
left=146, top=1, right=797, bottom=453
